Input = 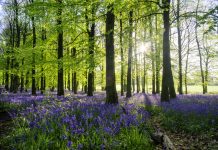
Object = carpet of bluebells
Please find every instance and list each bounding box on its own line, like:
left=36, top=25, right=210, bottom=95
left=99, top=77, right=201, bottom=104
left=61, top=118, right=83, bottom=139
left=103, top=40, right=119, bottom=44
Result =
left=0, top=93, right=153, bottom=149
left=144, top=94, right=218, bottom=136
left=1, top=92, right=218, bottom=149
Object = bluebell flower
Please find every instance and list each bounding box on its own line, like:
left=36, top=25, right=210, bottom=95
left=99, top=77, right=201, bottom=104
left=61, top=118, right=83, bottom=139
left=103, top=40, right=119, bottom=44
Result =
left=67, top=141, right=72, bottom=148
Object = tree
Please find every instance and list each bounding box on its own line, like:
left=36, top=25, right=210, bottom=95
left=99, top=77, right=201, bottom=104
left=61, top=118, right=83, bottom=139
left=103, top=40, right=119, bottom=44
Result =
left=85, top=2, right=96, bottom=96
left=177, top=0, right=183, bottom=94
left=57, top=0, right=64, bottom=96
left=155, top=14, right=161, bottom=94
left=72, top=47, right=77, bottom=94
left=120, top=12, right=124, bottom=96
left=126, top=11, right=133, bottom=98
left=195, top=0, right=206, bottom=94
left=150, top=16, right=156, bottom=94
left=161, top=0, right=176, bottom=101
left=105, top=4, right=118, bottom=104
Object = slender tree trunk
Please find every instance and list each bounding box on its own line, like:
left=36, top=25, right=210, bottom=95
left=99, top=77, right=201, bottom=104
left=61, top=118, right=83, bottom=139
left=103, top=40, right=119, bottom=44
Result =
left=177, top=0, right=183, bottom=94
left=20, top=27, right=26, bottom=93
left=142, top=52, right=146, bottom=93
left=41, top=28, right=46, bottom=94
left=57, top=0, right=64, bottom=96
left=72, top=47, right=77, bottom=94
left=12, top=0, right=20, bottom=93
left=31, top=14, right=36, bottom=95
left=135, top=20, right=140, bottom=93
left=126, top=11, right=133, bottom=98
left=203, top=34, right=209, bottom=93
left=9, top=21, right=15, bottom=92
left=67, top=71, right=70, bottom=91
left=161, top=0, right=176, bottom=101
left=205, top=59, right=208, bottom=93
left=5, top=51, right=10, bottom=91
left=86, top=7, right=95, bottom=96
left=132, top=76, right=135, bottom=93
left=67, top=48, right=70, bottom=91
left=84, top=71, right=87, bottom=93
left=72, top=71, right=74, bottom=92
left=195, top=0, right=205, bottom=94
left=120, top=12, right=124, bottom=96
left=105, top=4, right=118, bottom=104
left=155, top=15, right=160, bottom=94
left=20, top=58, right=24, bottom=93
left=101, top=63, right=105, bottom=91
left=184, top=24, right=190, bottom=94
left=150, top=16, right=156, bottom=94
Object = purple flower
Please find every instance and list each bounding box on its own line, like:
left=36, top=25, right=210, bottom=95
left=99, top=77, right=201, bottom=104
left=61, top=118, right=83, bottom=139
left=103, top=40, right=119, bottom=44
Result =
left=67, top=141, right=72, bottom=148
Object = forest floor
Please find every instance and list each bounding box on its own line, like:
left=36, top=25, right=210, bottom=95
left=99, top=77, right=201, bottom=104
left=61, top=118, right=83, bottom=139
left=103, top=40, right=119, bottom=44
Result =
left=125, top=93, right=218, bottom=149
left=0, top=91, right=218, bottom=149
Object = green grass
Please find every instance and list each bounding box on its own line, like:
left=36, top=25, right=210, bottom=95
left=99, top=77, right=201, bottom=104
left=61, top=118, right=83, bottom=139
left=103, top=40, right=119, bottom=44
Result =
left=185, top=85, right=218, bottom=94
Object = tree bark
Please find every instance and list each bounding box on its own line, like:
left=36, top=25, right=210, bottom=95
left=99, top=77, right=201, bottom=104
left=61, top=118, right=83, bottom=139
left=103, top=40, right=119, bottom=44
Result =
left=86, top=6, right=95, bottom=96
left=126, top=11, right=133, bottom=98
left=41, top=28, right=46, bottom=94
left=32, top=15, right=36, bottom=96
left=135, top=19, right=140, bottom=93
left=120, top=12, right=124, bottom=96
left=161, top=0, right=176, bottom=101
left=184, top=20, right=190, bottom=94
left=105, top=4, right=118, bottom=104
left=57, top=0, right=64, bottom=96
left=195, top=0, right=205, bottom=94
left=20, top=20, right=27, bottom=93
left=150, top=16, right=156, bottom=94
left=142, top=52, right=146, bottom=93
left=72, top=47, right=77, bottom=94
left=155, top=15, right=160, bottom=94
left=177, top=0, right=183, bottom=94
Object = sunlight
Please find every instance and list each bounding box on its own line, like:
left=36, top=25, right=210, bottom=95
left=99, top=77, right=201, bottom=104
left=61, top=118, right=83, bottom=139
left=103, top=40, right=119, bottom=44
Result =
left=138, top=42, right=150, bottom=54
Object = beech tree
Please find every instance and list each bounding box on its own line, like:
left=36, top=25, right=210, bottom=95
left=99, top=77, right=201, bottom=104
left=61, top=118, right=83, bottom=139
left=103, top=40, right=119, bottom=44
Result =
left=161, top=0, right=176, bottom=101
left=105, top=4, right=118, bottom=104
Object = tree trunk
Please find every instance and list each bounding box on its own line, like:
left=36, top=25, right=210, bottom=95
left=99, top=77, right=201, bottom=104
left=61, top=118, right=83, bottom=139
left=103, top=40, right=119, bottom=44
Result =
left=120, top=12, right=124, bottom=96
left=57, top=0, right=64, bottom=96
left=135, top=19, right=140, bottom=93
left=20, top=58, right=24, bottom=93
left=84, top=71, right=87, bottom=93
left=203, top=33, right=209, bottom=94
left=67, top=71, right=70, bottom=91
left=32, top=14, right=36, bottom=95
left=161, top=0, right=176, bottom=101
left=184, top=20, right=190, bottom=94
left=155, top=15, right=160, bottom=94
left=142, top=52, right=146, bottom=93
left=126, top=11, right=133, bottom=98
left=105, top=4, right=118, bottom=104
left=101, top=63, right=105, bottom=91
left=20, top=22, right=26, bottom=93
left=150, top=16, right=156, bottom=94
left=9, top=21, right=15, bottom=93
left=195, top=0, right=205, bottom=94
left=177, top=0, right=183, bottom=94
left=41, top=28, right=46, bottom=94
left=86, top=7, right=95, bottom=96
left=10, top=0, right=20, bottom=93
left=5, top=53, right=9, bottom=91
left=72, top=47, right=77, bottom=94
